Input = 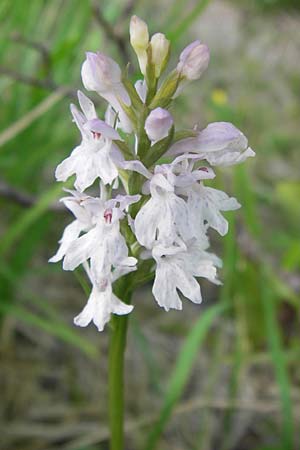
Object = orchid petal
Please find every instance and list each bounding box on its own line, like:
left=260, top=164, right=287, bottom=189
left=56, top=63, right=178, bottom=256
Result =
left=85, top=118, right=121, bottom=140
left=121, top=160, right=152, bottom=179
left=49, top=220, right=81, bottom=263
left=77, top=90, right=97, bottom=120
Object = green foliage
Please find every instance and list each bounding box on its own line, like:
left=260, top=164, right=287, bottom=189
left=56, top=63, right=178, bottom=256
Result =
left=144, top=304, right=227, bottom=450
left=251, top=0, right=300, bottom=11
left=261, top=269, right=294, bottom=449
left=0, top=1, right=299, bottom=449
left=165, top=0, right=211, bottom=41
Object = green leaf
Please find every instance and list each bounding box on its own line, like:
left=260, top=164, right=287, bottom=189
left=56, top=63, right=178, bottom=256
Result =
left=144, top=303, right=228, bottom=450
left=131, top=317, right=162, bottom=394
left=276, top=181, right=300, bottom=221
left=0, top=302, right=97, bottom=359
left=261, top=269, right=294, bottom=450
left=149, top=70, right=181, bottom=110
left=122, top=75, right=144, bottom=113
left=282, top=239, right=300, bottom=271
left=234, top=165, right=261, bottom=237
left=143, top=126, right=174, bottom=168
left=165, top=0, right=211, bottom=42
left=0, top=181, right=70, bottom=256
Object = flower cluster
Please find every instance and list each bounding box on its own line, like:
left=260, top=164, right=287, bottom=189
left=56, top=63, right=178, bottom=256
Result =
left=50, top=16, right=255, bottom=331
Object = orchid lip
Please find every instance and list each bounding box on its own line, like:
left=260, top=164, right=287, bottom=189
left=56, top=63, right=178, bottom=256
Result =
left=104, top=209, right=113, bottom=224
left=92, top=131, right=102, bottom=140
left=98, top=278, right=108, bottom=291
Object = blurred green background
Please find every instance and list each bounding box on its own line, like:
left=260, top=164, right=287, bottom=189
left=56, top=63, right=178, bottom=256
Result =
left=0, top=0, right=300, bottom=449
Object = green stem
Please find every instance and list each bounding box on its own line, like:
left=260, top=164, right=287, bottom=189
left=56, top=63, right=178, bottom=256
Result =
left=109, top=290, right=131, bottom=450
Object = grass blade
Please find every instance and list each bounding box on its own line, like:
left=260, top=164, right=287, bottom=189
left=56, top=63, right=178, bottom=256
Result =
left=131, top=317, right=162, bottom=394
left=166, top=0, right=211, bottom=42
left=144, top=302, right=228, bottom=450
left=0, top=181, right=70, bottom=256
left=261, top=269, right=294, bottom=449
left=0, top=301, right=97, bottom=359
left=0, top=88, right=68, bottom=149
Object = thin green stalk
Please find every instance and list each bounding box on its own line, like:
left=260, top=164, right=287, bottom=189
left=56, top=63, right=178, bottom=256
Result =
left=109, top=290, right=131, bottom=450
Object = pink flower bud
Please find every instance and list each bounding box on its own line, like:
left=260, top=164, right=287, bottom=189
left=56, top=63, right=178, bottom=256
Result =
left=177, top=40, right=210, bottom=80
left=168, top=122, right=255, bottom=166
left=145, top=108, right=173, bottom=142
left=81, top=52, right=131, bottom=132
left=81, top=52, right=122, bottom=93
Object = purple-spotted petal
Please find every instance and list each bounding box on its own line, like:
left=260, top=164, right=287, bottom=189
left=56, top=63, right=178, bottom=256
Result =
left=84, top=118, right=121, bottom=140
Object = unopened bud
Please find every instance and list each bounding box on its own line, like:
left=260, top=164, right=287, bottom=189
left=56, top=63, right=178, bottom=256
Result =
left=130, top=15, right=149, bottom=50
left=176, top=40, right=210, bottom=80
left=145, top=108, right=173, bottom=142
left=81, top=52, right=122, bottom=93
left=150, top=33, right=170, bottom=78
left=81, top=52, right=131, bottom=132
left=130, top=16, right=149, bottom=75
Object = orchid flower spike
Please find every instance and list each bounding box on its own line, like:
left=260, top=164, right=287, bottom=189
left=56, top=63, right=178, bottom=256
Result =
left=50, top=16, right=255, bottom=331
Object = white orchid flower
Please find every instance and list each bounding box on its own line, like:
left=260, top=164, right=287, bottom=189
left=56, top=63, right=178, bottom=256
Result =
left=186, top=184, right=241, bottom=238
left=62, top=194, right=140, bottom=282
left=121, top=156, right=215, bottom=248
left=168, top=122, right=255, bottom=166
left=121, top=159, right=190, bottom=248
left=49, top=190, right=98, bottom=263
left=74, top=265, right=134, bottom=332
left=55, top=91, right=123, bottom=191
left=152, top=241, right=221, bottom=311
